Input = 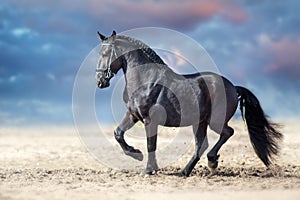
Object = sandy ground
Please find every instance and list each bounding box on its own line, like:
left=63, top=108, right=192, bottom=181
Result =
left=0, top=120, right=299, bottom=200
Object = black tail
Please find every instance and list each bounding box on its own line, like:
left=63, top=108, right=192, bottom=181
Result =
left=236, top=86, right=283, bottom=166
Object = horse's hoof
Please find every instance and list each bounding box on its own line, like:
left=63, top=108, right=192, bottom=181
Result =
left=144, top=168, right=159, bottom=175
left=208, top=168, right=217, bottom=176
left=207, top=154, right=219, bottom=168
left=178, top=170, right=190, bottom=177
left=125, top=148, right=144, bottom=161
left=145, top=163, right=159, bottom=175
left=208, top=160, right=218, bottom=169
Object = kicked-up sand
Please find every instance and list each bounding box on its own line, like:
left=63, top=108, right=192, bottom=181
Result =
left=0, top=120, right=299, bottom=200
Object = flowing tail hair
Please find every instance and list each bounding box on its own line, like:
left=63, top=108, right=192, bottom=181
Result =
left=236, top=86, right=283, bottom=166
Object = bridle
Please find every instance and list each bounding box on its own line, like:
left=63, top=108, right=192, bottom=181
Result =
left=96, top=43, right=118, bottom=79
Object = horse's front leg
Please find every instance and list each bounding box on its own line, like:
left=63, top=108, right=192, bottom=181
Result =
left=144, top=122, right=159, bottom=174
left=115, top=112, right=143, bottom=161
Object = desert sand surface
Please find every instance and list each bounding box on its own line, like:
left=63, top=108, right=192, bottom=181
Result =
left=0, top=120, right=299, bottom=200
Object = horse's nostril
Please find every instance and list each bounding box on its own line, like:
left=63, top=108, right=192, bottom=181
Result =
left=100, top=77, right=106, bottom=83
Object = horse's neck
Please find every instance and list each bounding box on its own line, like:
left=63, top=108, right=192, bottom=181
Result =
left=125, top=66, right=160, bottom=92
left=122, top=51, right=167, bottom=94
left=117, top=41, right=182, bottom=94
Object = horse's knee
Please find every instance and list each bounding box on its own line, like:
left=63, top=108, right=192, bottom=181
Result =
left=114, top=127, right=124, bottom=142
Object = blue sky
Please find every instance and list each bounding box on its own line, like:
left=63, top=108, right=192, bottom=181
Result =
left=0, top=0, right=300, bottom=126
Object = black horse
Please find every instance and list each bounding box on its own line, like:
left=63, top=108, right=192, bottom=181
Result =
left=95, top=31, right=283, bottom=176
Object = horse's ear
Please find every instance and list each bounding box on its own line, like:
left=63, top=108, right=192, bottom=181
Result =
left=111, top=30, right=116, bottom=36
left=97, top=31, right=106, bottom=41
left=111, top=30, right=116, bottom=41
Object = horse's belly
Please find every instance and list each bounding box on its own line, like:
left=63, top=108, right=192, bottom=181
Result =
left=159, top=92, right=209, bottom=127
left=162, top=113, right=203, bottom=127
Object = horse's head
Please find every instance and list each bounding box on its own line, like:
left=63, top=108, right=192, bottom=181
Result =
left=96, top=30, right=120, bottom=89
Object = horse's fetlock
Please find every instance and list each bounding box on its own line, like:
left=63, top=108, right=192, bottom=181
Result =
left=207, top=154, right=219, bottom=162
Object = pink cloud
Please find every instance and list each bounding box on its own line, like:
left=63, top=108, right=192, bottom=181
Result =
left=258, top=34, right=300, bottom=78
left=221, top=8, right=248, bottom=24
left=88, top=0, right=248, bottom=28
left=5, top=0, right=249, bottom=32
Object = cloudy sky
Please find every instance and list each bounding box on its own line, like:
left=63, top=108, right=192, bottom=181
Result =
left=0, top=0, right=299, bottom=126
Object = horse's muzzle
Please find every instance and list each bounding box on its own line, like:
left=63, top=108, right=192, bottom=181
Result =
left=97, top=77, right=110, bottom=89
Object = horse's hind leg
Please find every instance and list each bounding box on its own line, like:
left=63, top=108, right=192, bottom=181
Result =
left=180, top=122, right=209, bottom=177
left=115, top=112, right=143, bottom=161
left=207, top=124, right=234, bottom=171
